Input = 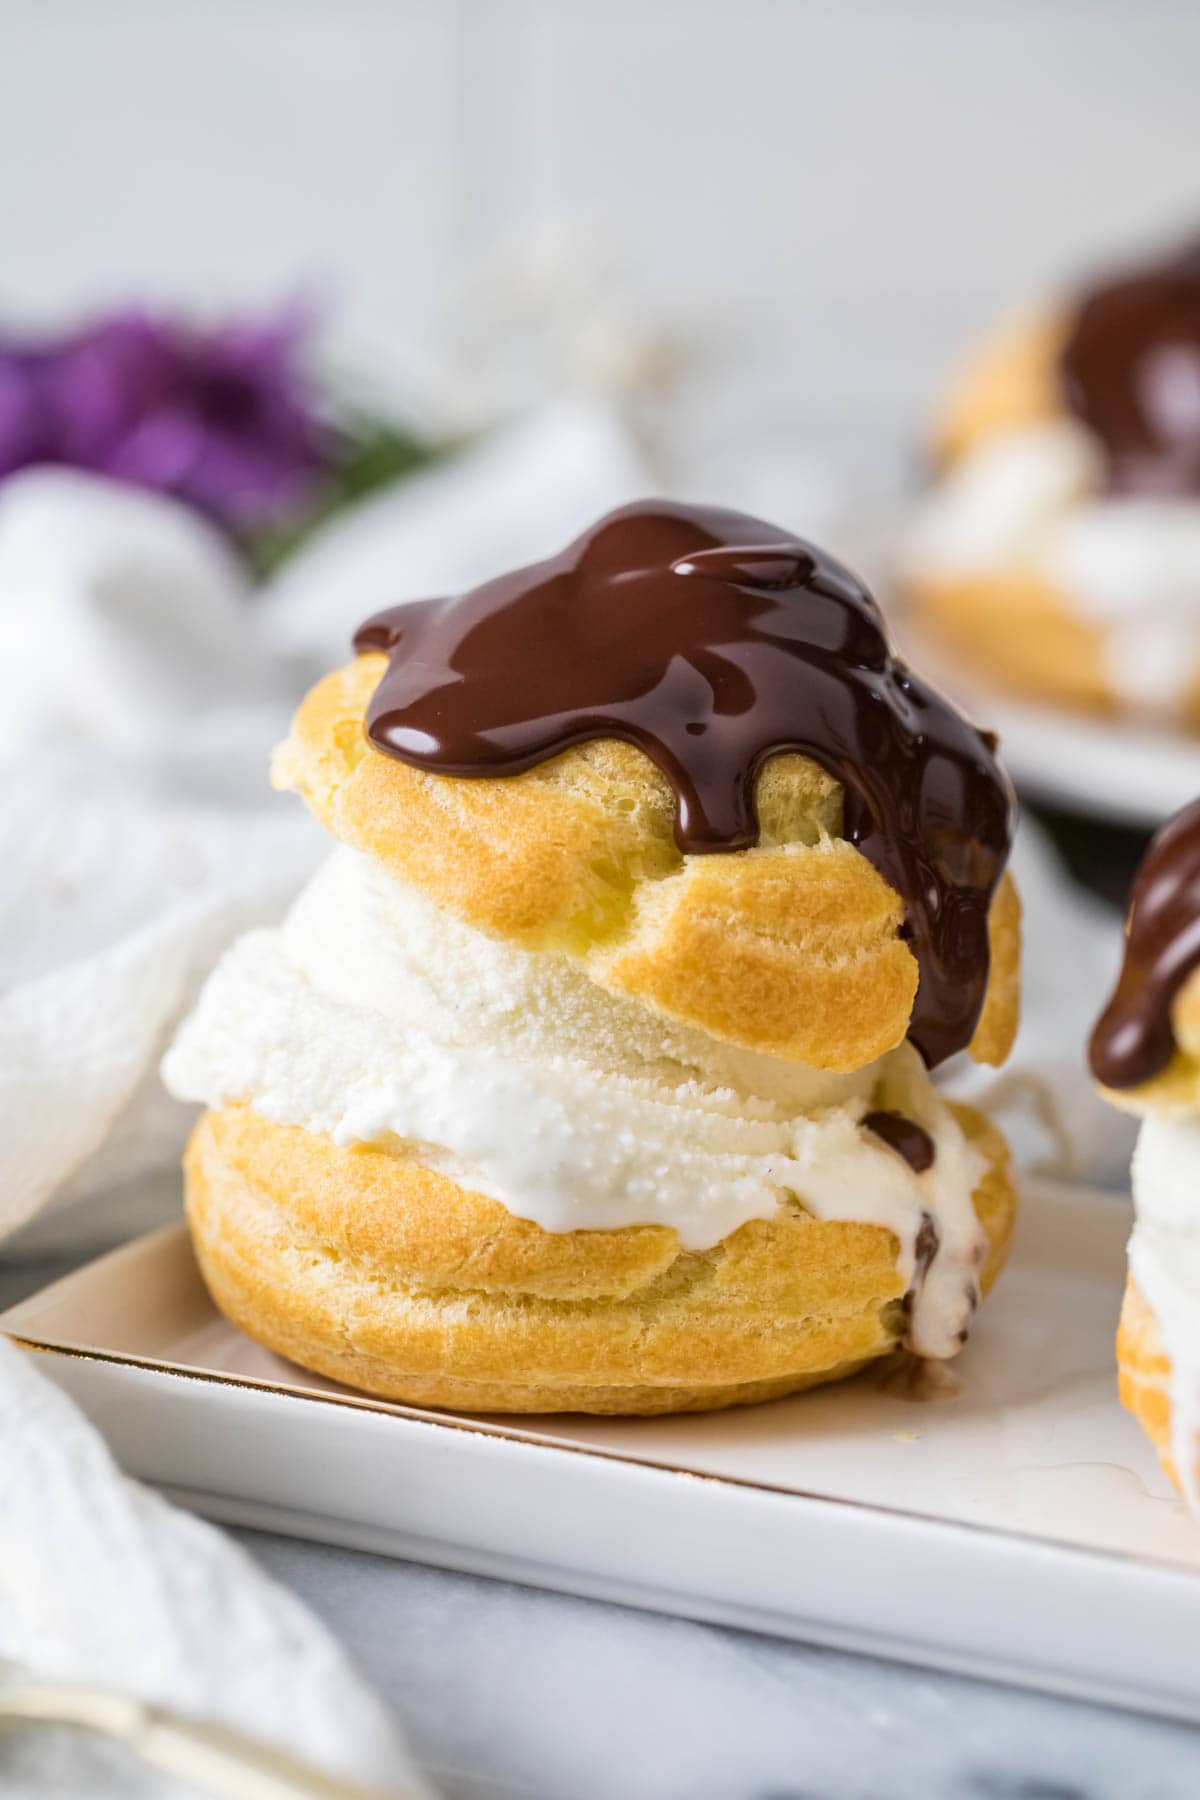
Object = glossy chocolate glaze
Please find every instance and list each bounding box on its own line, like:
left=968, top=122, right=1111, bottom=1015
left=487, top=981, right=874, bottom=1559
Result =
left=863, top=1110, right=936, bottom=1174
left=355, top=501, right=1014, bottom=1067
left=1060, top=236, right=1200, bottom=498
left=1090, top=796, right=1200, bottom=1088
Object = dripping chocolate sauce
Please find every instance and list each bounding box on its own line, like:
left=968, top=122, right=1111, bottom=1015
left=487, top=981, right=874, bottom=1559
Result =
left=1089, top=796, right=1200, bottom=1088
left=1060, top=235, right=1200, bottom=499
left=862, top=1110, right=936, bottom=1174
left=899, top=1210, right=942, bottom=1319
left=354, top=501, right=1014, bottom=1068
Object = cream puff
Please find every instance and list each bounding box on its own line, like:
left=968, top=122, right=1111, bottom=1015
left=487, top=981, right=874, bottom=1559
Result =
left=902, top=232, right=1200, bottom=725
left=164, top=500, right=1021, bottom=1414
left=1091, top=796, right=1200, bottom=1503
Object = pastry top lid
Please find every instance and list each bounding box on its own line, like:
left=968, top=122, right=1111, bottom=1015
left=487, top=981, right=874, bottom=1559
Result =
left=1090, top=795, right=1200, bottom=1090
left=1060, top=233, right=1200, bottom=498
left=354, top=499, right=1015, bottom=1068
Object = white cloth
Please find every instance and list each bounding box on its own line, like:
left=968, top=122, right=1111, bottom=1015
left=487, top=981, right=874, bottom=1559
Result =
left=0, top=467, right=321, bottom=1245
left=0, top=740, right=320, bottom=1243
left=0, top=1336, right=429, bottom=1800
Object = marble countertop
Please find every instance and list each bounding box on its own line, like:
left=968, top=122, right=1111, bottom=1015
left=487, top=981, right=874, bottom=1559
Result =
left=239, top=1529, right=1200, bottom=1800
left=5, top=1237, right=1200, bottom=1800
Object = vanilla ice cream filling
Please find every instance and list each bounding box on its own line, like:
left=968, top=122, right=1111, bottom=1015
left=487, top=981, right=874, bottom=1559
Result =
left=904, top=420, right=1200, bottom=710
left=164, top=847, right=990, bottom=1359
left=1130, top=1115, right=1200, bottom=1510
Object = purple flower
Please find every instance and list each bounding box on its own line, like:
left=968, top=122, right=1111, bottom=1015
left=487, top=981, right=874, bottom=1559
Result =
left=0, top=305, right=333, bottom=533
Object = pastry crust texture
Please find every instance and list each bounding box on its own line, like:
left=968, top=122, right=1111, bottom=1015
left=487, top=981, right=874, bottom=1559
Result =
left=1117, top=1277, right=1188, bottom=1496
left=185, top=1101, right=1016, bottom=1415
left=272, top=654, right=1020, bottom=1075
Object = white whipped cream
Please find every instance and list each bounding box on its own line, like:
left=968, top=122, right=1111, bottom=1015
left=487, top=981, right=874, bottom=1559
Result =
left=163, top=847, right=989, bottom=1359
left=903, top=421, right=1200, bottom=711
left=1130, top=1115, right=1200, bottom=1511
left=904, top=421, right=1101, bottom=575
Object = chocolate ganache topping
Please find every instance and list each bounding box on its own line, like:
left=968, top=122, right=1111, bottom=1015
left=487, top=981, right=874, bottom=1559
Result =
left=862, top=1111, right=936, bottom=1174
left=1060, top=235, right=1200, bottom=499
left=1090, top=796, right=1200, bottom=1089
left=354, top=501, right=1015, bottom=1068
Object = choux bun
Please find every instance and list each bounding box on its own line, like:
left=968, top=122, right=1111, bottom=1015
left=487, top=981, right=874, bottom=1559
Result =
left=184, top=1100, right=1015, bottom=1414
left=905, top=233, right=1200, bottom=727
left=272, top=653, right=1020, bottom=1074
left=165, top=501, right=1021, bottom=1415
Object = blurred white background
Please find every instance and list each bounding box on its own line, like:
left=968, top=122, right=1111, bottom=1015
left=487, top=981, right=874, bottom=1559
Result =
left=2, top=0, right=1198, bottom=480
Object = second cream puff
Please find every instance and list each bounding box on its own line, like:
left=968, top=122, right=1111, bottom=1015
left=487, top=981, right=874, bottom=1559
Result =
left=902, top=232, right=1200, bottom=726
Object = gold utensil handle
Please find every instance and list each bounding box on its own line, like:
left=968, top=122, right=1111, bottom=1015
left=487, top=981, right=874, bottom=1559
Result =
left=0, top=1679, right=408, bottom=1800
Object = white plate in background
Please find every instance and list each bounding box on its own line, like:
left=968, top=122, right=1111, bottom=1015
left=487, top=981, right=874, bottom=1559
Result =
left=5, top=1180, right=1200, bottom=1722
left=971, top=691, right=1200, bottom=830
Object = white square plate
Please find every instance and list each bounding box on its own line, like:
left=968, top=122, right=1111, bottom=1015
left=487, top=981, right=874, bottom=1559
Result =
left=5, top=1179, right=1200, bottom=1720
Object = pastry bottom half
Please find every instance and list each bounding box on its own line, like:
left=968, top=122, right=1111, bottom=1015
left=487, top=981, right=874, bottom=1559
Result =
left=907, top=571, right=1200, bottom=728
left=1117, top=1277, right=1192, bottom=1497
left=184, top=1102, right=1016, bottom=1416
